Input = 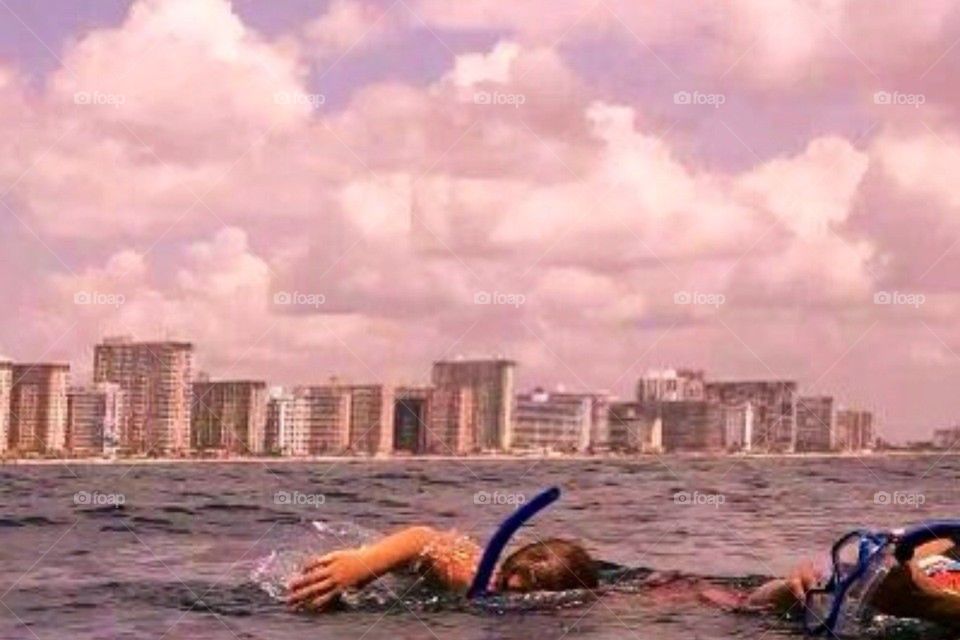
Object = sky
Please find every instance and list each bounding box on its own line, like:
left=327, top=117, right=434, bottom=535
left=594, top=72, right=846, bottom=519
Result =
left=2, top=0, right=960, bottom=442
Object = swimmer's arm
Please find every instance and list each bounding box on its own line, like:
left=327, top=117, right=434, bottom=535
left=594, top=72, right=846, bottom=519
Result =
left=287, top=526, right=442, bottom=610
left=741, top=561, right=820, bottom=615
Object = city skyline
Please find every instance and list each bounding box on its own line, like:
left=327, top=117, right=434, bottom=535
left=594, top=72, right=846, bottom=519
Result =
left=0, top=335, right=889, bottom=458
left=4, top=0, right=960, bottom=441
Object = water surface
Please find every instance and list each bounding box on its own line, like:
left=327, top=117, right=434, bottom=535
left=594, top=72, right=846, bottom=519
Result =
left=1, top=454, right=958, bottom=639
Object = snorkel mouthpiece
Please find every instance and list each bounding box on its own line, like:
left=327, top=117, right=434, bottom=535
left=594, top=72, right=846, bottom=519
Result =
left=467, top=486, right=561, bottom=599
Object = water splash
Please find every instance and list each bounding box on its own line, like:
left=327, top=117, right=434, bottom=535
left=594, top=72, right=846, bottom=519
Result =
left=251, top=520, right=380, bottom=599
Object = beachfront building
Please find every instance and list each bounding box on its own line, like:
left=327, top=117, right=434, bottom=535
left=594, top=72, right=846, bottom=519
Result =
left=427, top=385, right=477, bottom=455
left=722, top=402, right=755, bottom=452
left=512, top=389, right=592, bottom=453
left=191, top=380, right=268, bottom=455
left=9, top=363, right=70, bottom=455
left=345, top=384, right=394, bottom=456
left=548, top=391, right=611, bottom=452
left=705, top=380, right=797, bottom=452
left=932, top=426, right=960, bottom=450
left=393, top=386, right=432, bottom=454
left=657, top=400, right=726, bottom=452
left=608, top=402, right=661, bottom=452
left=66, top=383, right=125, bottom=457
left=0, top=358, right=10, bottom=455
left=431, top=358, right=515, bottom=451
left=637, top=368, right=706, bottom=403
left=94, top=337, right=193, bottom=456
left=794, top=396, right=836, bottom=452
left=835, top=409, right=874, bottom=452
left=277, top=386, right=352, bottom=455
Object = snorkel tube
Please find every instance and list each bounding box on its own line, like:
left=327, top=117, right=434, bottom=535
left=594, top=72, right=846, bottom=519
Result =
left=466, top=486, right=561, bottom=599
left=805, top=521, right=960, bottom=636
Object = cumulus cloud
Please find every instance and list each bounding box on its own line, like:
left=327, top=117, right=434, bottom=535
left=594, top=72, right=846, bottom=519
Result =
left=4, top=0, right=960, bottom=439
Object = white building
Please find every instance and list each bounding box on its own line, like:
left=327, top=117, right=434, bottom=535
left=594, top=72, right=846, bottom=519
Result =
left=67, top=383, right=125, bottom=457
left=513, top=390, right=592, bottom=453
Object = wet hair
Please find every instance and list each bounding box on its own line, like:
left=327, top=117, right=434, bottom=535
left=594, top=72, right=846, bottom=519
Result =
left=496, top=538, right=598, bottom=593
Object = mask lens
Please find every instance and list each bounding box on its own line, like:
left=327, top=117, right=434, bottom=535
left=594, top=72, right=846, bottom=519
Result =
left=834, top=537, right=862, bottom=581
left=804, top=588, right=833, bottom=632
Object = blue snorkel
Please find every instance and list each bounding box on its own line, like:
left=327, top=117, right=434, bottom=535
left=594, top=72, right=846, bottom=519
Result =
left=804, top=521, right=960, bottom=636
left=466, top=486, right=562, bottom=599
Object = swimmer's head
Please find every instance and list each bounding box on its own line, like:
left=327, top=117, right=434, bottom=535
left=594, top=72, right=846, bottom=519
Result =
left=495, top=538, right=598, bottom=593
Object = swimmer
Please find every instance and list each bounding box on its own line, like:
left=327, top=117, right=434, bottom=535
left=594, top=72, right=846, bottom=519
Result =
left=286, top=525, right=960, bottom=628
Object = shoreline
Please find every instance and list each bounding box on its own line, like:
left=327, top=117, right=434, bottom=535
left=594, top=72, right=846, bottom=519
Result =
left=2, top=450, right=955, bottom=466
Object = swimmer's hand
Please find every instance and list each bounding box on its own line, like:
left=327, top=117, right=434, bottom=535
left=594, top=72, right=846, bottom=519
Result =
left=286, top=549, right=373, bottom=611
left=744, top=560, right=821, bottom=614
left=286, top=526, right=443, bottom=612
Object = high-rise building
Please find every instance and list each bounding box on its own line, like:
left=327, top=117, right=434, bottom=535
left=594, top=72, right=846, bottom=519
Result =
left=836, top=409, right=874, bottom=452
left=513, top=390, right=592, bottom=452
left=191, top=380, right=267, bottom=455
left=608, top=402, right=661, bottom=452
left=933, top=426, right=960, bottom=450
left=286, top=386, right=352, bottom=455
left=93, top=337, right=193, bottom=456
left=637, top=369, right=705, bottom=403
left=265, top=387, right=294, bottom=455
left=345, top=384, right=394, bottom=455
left=427, top=385, right=476, bottom=455
left=722, top=402, right=755, bottom=452
left=393, top=386, right=432, bottom=454
left=431, top=358, right=515, bottom=451
left=657, top=400, right=726, bottom=452
left=550, top=391, right=610, bottom=452
left=10, top=363, right=70, bottom=454
left=705, top=381, right=797, bottom=452
left=795, top=396, right=835, bottom=452
left=66, top=383, right=124, bottom=457
left=0, top=358, right=11, bottom=456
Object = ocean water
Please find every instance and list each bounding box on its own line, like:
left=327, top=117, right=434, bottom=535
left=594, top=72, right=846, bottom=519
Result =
left=1, top=454, right=959, bottom=639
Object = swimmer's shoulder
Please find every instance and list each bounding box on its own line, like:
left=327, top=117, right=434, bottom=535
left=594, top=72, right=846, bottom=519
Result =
left=414, top=529, right=482, bottom=592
